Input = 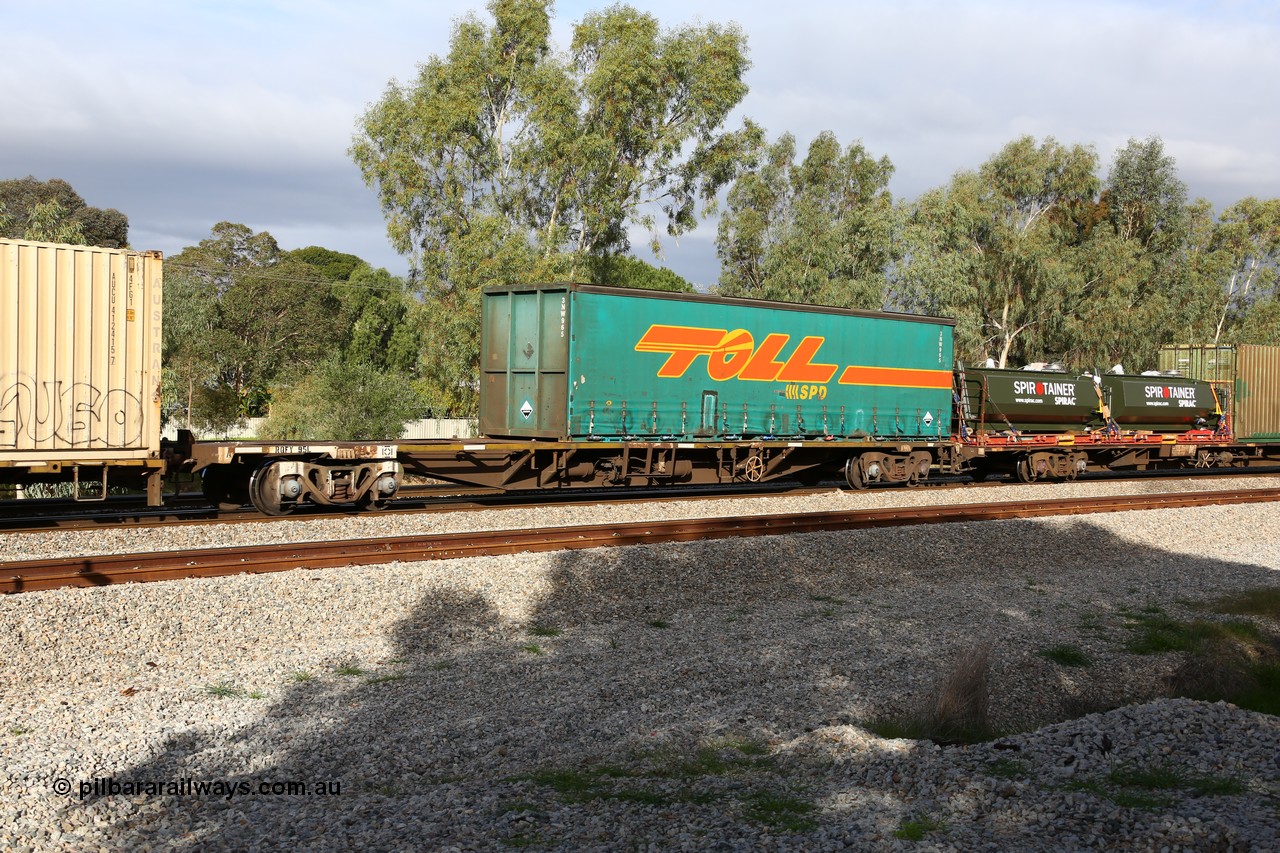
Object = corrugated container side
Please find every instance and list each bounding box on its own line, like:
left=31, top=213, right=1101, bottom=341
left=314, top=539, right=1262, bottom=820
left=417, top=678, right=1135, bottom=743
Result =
left=1158, top=346, right=1237, bottom=383
left=1236, top=344, right=1280, bottom=441
left=0, top=238, right=163, bottom=463
left=1158, top=344, right=1280, bottom=441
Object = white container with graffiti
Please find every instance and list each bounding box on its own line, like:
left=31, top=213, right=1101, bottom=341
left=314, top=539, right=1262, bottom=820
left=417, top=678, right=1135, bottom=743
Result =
left=0, top=237, right=163, bottom=471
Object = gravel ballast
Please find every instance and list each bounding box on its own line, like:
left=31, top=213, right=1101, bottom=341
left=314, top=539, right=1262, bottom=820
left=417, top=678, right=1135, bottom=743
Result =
left=1, top=479, right=1278, bottom=850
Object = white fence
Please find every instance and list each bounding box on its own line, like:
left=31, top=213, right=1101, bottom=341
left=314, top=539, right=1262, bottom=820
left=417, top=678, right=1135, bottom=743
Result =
left=162, top=418, right=477, bottom=442
left=398, top=418, right=476, bottom=440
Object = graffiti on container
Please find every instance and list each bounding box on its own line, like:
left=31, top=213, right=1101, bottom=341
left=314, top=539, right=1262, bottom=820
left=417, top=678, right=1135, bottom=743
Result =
left=0, top=377, right=143, bottom=448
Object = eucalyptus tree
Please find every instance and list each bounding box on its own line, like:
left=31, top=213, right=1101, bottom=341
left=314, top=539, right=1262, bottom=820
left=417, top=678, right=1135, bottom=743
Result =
left=1104, top=136, right=1188, bottom=250
left=1209, top=197, right=1280, bottom=345
left=0, top=176, right=127, bottom=247
left=351, top=0, right=754, bottom=414
left=163, top=225, right=397, bottom=430
left=716, top=131, right=896, bottom=309
left=1059, top=137, right=1197, bottom=371
left=897, top=136, right=1099, bottom=367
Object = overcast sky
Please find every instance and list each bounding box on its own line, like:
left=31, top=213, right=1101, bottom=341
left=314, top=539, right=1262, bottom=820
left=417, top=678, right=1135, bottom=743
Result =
left=4, top=1, right=1278, bottom=288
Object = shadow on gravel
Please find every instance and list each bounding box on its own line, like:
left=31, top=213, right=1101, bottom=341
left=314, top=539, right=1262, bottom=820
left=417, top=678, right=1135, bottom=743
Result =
left=73, top=515, right=1280, bottom=849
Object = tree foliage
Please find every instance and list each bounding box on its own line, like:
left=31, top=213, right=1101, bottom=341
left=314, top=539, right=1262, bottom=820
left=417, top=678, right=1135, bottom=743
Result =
left=0, top=176, right=128, bottom=247
left=286, top=246, right=366, bottom=281
left=1103, top=136, right=1188, bottom=251
left=351, top=0, right=752, bottom=415
left=162, top=223, right=426, bottom=433
left=583, top=254, right=693, bottom=292
left=260, top=359, right=420, bottom=440
left=1208, top=197, right=1280, bottom=345
left=716, top=130, right=896, bottom=309
left=897, top=136, right=1102, bottom=367
left=895, top=134, right=1280, bottom=366
left=1056, top=137, right=1202, bottom=371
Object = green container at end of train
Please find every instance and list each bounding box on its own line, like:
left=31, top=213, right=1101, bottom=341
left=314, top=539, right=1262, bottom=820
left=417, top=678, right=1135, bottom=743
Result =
left=481, top=284, right=955, bottom=442
left=1159, top=344, right=1280, bottom=441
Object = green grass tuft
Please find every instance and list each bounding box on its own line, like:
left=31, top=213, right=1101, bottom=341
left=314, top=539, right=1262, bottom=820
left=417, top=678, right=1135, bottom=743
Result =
left=367, top=673, right=407, bottom=684
left=744, top=790, right=817, bottom=831
left=334, top=663, right=369, bottom=677
left=527, top=768, right=597, bottom=800
left=521, top=737, right=781, bottom=817
left=893, top=815, right=946, bottom=840
left=528, top=624, right=562, bottom=638
left=1038, top=644, right=1092, bottom=667
left=520, top=643, right=545, bottom=655
left=1213, top=587, right=1280, bottom=620
left=204, top=683, right=245, bottom=698
left=500, top=832, right=548, bottom=849
left=647, top=619, right=671, bottom=629
left=1123, top=613, right=1259, bottom=655
left=985, top=757, right=1029, bottom=779
left=1061, top=761, right=1246, bottom=809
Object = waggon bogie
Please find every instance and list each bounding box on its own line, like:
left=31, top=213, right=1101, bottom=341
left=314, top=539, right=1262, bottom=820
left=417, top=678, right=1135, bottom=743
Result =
left=189, top=442, right=402, bottom=514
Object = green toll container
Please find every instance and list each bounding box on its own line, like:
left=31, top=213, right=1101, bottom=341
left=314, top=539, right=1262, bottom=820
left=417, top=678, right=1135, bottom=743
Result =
left=481, top=284, right=955, bottom=441
left=956, top=366, right=1100, bottom=433
left=1159, top=344, right=1280, bottom=441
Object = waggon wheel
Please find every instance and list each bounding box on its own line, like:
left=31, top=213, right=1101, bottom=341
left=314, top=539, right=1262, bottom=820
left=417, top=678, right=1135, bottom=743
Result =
left=1016, top=457, right=1039, bottom=483
left=844, top=457, right=868, bottom=490
left=358, top=492, right=391, bottom=512
left=358, top=472, right=399, bottom=511
left=905, top=455, right=930, bottom=488
left=248, top=461, right=298, bottom=516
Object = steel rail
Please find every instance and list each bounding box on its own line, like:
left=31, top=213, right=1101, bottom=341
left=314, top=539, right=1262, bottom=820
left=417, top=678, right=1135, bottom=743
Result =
left=4, top=487, right=1278, bottom=594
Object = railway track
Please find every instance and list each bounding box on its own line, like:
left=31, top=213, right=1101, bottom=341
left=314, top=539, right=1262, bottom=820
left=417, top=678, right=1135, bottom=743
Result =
left=0, top=481, right=823, bottom=532
left=4, top=487, right=1277, bottom=594
left=4, top=468, right=1278, bottom=533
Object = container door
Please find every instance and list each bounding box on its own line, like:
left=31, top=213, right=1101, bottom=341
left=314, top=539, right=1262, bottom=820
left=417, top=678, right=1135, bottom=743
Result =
left=479, top=286, right=569, bottom=438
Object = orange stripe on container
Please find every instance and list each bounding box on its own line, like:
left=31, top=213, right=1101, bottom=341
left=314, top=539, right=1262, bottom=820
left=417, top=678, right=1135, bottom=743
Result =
left=633, top=325, right=727, bottom=352
left=838, top=365, right=952, bottom=389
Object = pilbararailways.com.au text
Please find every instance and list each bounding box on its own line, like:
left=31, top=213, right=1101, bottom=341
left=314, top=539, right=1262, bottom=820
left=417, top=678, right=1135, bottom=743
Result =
left=52, top=777, right=343, bottom=801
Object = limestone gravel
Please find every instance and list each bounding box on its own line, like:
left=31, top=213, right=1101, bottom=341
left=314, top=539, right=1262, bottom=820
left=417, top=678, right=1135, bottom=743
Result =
left=1, top=479, right=1278, bottom=850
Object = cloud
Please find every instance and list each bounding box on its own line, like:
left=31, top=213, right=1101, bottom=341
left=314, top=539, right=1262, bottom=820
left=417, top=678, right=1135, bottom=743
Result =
left=3, top=0, right=1278, bottom=285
